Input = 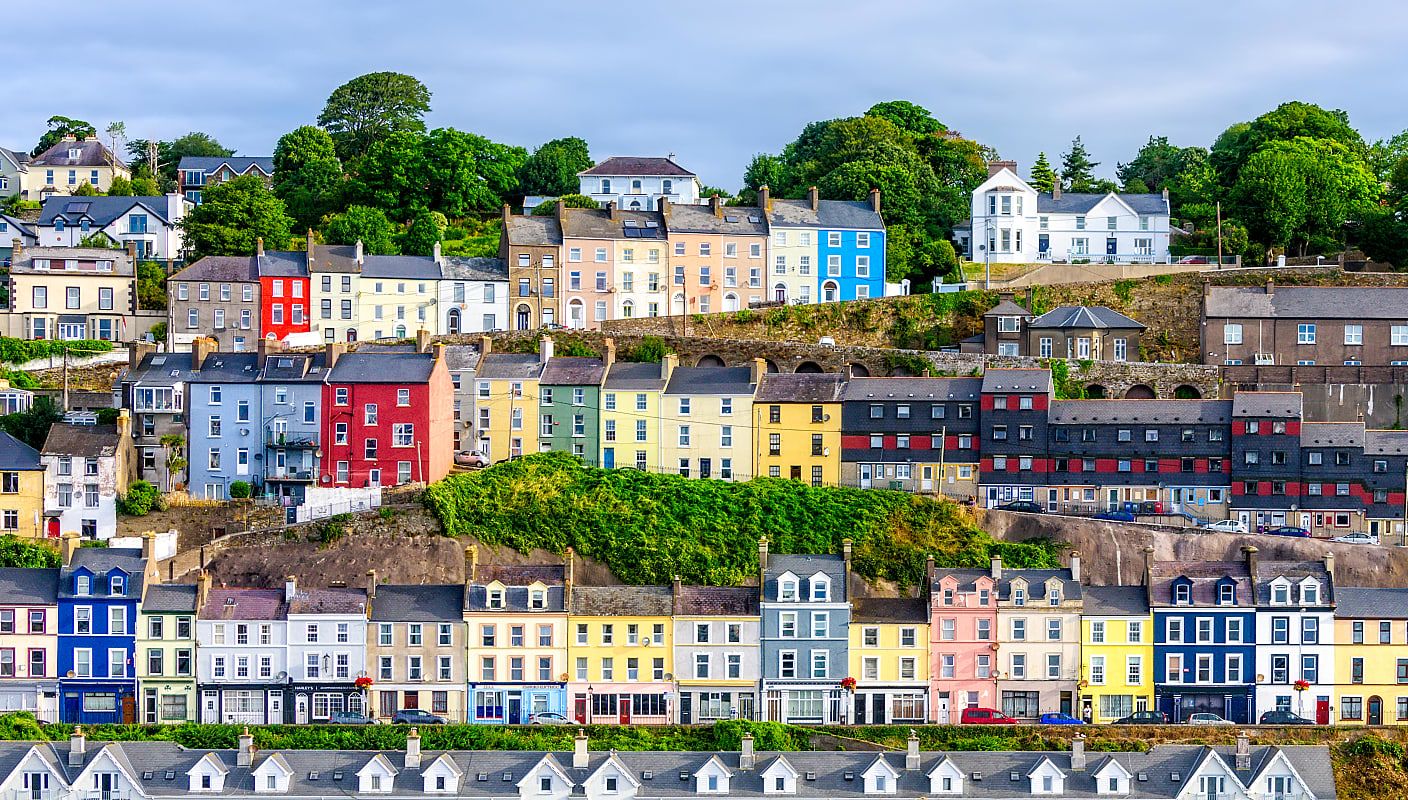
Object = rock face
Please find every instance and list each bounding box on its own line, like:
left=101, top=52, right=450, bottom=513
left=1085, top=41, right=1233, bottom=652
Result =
left=980, top=509, right=1405, bottom=588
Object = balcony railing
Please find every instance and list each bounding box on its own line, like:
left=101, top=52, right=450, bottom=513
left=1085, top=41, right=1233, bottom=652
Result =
left=266, top=469, right=315, bottom=482
left=266, top=432, right=319, bottom=449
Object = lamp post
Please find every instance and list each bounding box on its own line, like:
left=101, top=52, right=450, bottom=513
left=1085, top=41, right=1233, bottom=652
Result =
left=983, top=221, right=996, bottom=290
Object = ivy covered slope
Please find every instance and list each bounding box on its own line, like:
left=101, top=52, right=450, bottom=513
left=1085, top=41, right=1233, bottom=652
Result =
left=423, top=452, right=1060, bottom=587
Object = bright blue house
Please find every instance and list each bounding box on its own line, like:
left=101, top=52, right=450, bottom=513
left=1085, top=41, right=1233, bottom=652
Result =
left=1149, top=552, right=1257, bottom=724
left=764, top=188, right=887, bottom=304
left=185, top=352, right=261, bottom=501
left=57, top=546, right=146, bottom=723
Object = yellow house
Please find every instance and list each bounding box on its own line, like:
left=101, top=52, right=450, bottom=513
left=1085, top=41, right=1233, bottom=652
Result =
left=473, top=337, right=550, bottom=463
left=567, top=585, right=674, bottom=724
left=0, top=564, right=60, bottom=719
left=4, top=246, right=138, bottom=341
left=0, top=430, right=45, bottom=538
left=850, top=598, right=931, bottom=724
left=22, top=135, right=130, bottom=198
left=1079, top=585, right=1154, bottom=723
left=599, top=358, right=671, bottom=473
left=753, top=373, right=843, bottom=485
left=659, top=359, right=761, bottom=480
left=306, top=235, right=366, bottom=344
left=1333, top=587, right=1408, bottom=726
left=137, top=580, right=199, bottom=723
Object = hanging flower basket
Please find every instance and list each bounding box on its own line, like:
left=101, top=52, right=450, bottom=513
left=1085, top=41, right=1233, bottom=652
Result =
left=840, top=676, right=858, bottom=692
left=354, top=676, right=374, bottom=689
left=1293, top=679, right=1311, bottom=692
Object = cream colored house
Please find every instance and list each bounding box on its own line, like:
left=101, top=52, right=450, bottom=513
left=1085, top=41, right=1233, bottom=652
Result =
left=3, top=245, right=140, bottom=341
left=21, top=135, right=130, bottom=199
left=367, top=576, right=467, bottom=722
left=995, top=555, right=1084, bottom=721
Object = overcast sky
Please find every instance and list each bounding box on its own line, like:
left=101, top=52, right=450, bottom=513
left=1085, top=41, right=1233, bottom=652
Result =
left=7, top=1, right=1405, bottom=189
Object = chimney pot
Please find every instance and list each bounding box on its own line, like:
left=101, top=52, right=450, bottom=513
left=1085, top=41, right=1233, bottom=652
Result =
left=366, top=569, right=378, bottom=600
left=68, top=725, right=86, bottom=766
left=758, top=185, right=771, bottom=214
left=869, top=188, right=881, bottom=214
left=1069, top=551, right=1081, bottom=584
left=255, top=237, right=264, bottom=257
left=905, top=730, right=921, bottom=770
left=405, top=727, right=421, bottom=769
left=284, top=575, right=297, bottom=603
left=573, top=729, right=589, bottom=769
left=540, top=335, right=554, bottom=363
left=740, top=732, right=756, bottom=770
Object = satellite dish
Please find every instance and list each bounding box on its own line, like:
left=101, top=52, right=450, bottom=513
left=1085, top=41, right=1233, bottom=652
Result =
left=275, top=671, right=288, bottom=682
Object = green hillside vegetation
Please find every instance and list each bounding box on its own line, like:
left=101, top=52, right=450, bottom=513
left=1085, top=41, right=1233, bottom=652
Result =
left=423, top=452, right=1060, bottom=587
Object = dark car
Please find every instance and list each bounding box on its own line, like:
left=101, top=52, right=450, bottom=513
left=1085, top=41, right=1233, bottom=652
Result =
left=994, top=501, right=1043, bottom=514
left=1113, top=710, right=1169, bottom=724
left=1265, top=526, right=1311, bottom=538
left=328, top=711, right=375, bottom=725
left=960, top=707, right=1019, bottom=725
left=1039, top=712, right=1084, bottom=725
left=391, top=709, right=447, bottom=725
left=1259, top=710, right=1314, bottom=725
left=1093, top=510, right=1136, bottom=522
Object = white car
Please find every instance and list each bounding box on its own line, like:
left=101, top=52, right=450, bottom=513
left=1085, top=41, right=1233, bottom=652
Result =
left=1186, top=712, right=1234, bottom=726
left=1331, top=532, right=1379, bottom=545
left=1202, top=519, right=1249, bottom=534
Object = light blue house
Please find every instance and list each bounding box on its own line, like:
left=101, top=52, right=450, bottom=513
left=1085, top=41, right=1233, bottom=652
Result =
left=258, top=350, right=327, bottom=503
left=58, top=546, right=146, bottom=723
left=763, top=187, right=886, bottom=304
left=758, top=540, right=852, bottom=724
left=185, top=352, right=262, bottom=500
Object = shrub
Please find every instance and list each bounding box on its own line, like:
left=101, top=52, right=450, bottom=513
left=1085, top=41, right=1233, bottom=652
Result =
left=117, top=480, right=159, bottom=516
left=1112, top=279, right=1137, bottom=303
left=0, top=337, right=114, bottom=365
left=0, top=537, right=60, bottom=568
left=1344, top=734, right=1406, bottom=760
left=228, top=481, right=252, bottom=499
left=621, top=336, right=670, bottom=363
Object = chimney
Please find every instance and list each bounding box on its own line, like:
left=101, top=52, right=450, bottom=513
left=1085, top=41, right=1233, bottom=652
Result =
left=432, top=343, right=444, bottom=364
left=61, top=532, right=81, bottom=566
left=573, top=729, right=589, bottom=769
left=564, top=546, right=575, bottom=606
left=710, top=194, right=723, bottom=218
left=905, top=730, right=921, bottom=771
left=806, top=186, right=819, bottom=212
left=284, top=575, right=297, bottom=603
left=68, top=726, right=86, bottom=766
left=1203, top=278, right=1212, bottom=297
left=672, top=575, right=682, bottom=602
left=257, top=337, right=283, bottom=368
left=540, top=335, right=554, bottom=364
left=1243, top=545, right=1259, bottom=583
left=61, top=134, right=76, bottom=142
left=253, top=236, right=264, bottom=258
left=354, top=239, right=364, bottom=265
left=141, top=531, right=157, bottom=563
left=479, top=334, right=493, bottom=358
left=1234, top=732, right=1250, bottom=771
left=432, top=241, right=442, bottom=264
left=324, top=342, right=346, bottom=370
left=502, top=203, right=512, bottom=228
left=1052, top=184, right=1062, bottom=201
left=466, top=545, right=479, bottom=584
left=191, top=336, right=215, bottom=370
left=750, top=357, right=766, bottom=386
left=116, top=409, right=130, bottom=440
left=405, top=728, right=421, bottom=769
left=366, top=570, right=378, bottom=600
left=1265, top=278, right=1275, bottom=295
left=607, top=201, right=619, bottom=221
left=1324, top=553, right=1335, bottom=582
left=843, top=362, right=856, bottom=382
left=603, top=337, right=616, bottom=371
left=987, top=160, right=1018, bottom=178
left=10, top=238, right=21, bottom=263
left=990, top=554, right=1002, bottom=580
left=758, top=536, right=769, bottom=573
left=998, top=290, right=1015, bottom=303
left=1069, top=551, right=1081, bottom=584
left=417, top=329, right=431, bottom=353
left=740, top=732, right=755, bottom=770
left=842, top=538, right=853, bottom=571
left=1162, top=186, right=1170, bottom=201
left=1070, top=734, right=1086, bottom=771
left=758, top=185, right=771, bottom=214
left=661, top=352, right=678, bottom=382
left=128, top=341, right=155, bottom=371
left=125, top=240, right=138, bottom=261
left=306, top=228, right=316, bottom=262
left=1143, top=545, right=1155, bottom=604
left=869, top=188, right=881, bottom=215
left=925, top=555, right=936, bottom=585
left=656, top=196, right=671, bottom=218
left=237, top=727, right=254, bottom=767
left=556, top=200, right=567, bottom=226
left=196, top=570, right=212, bottom=609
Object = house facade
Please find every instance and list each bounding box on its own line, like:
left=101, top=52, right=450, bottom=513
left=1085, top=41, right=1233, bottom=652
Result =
left=185, top=353, right=261, bottom=500
left=1252, top=557, right=1335, bottom=724
left=439, top=253, right=508, bottom=334
left=36, top=194, right=187, bottom=260
left=661, top=199, right=768, bottom=316
left=1079, top=585, right=1153, bottom=724
left=927, top=566, right=998, bottom=722
left=196, top=584, right=289, bottom=725
left=849, top=598, right=929, bottom=724
left=369, top=578, right=468, bottom=722
left=672, top=584, right=760, bottom=724
left=136, top=583, right=198, bottom=723
left=578, top=156, right=701, bottom=210
left=659, top=363, right=759, bottom=481
left=599, top=360, right=668, bottom=473
left=841, top=376, right=982, bottom=496
left=753, top=373, right=844, bottom=486
left=4, top=245, right=137, bottom=341
left=0, top=568, right=58, bottom=719
left=1334, top=586, right=1408, bottom=725
left=464, top=559, right=569, bottom=725
left=1202, top=282, right=1408, bottom=366
left=56, top=544, right=146, bottom=723
left=567, top=585, right=674, bottom=725
left=118, top=344, right=195, bottom=490
left=993, top=557, right=1083, bottom=721
left=500, top=208, right=562, bottom=331
left=283, top=579, right=368, bottom=724
left=22, top=135, right=130, bottom=198
left=170, top=255, right=262, bottom=350
left=962, top=293, right=1145, bottom=361
left=178, top=156, right=274, bottom=204
left=538, top=355, right=606, bottom=464
left=40, top=416, right=134, bottom=540
left=758, top=543, right=851, bottom=724
left=0, top=431, right=44, bottom=539
left=474, top=340, right=547, bottom=464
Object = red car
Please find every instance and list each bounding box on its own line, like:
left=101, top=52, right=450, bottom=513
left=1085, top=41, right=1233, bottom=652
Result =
left=960, top=707, right=1019, bottom=724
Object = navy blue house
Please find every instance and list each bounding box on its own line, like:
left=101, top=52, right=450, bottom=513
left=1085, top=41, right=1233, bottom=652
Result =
left=57, top=546, right=146, bottom=723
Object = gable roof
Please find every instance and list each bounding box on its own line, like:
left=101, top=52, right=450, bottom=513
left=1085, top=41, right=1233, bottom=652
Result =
left=603, top=361, right=666, bottom=390
left=503, top=214, right=562, bottom=247
left=361, top=255, right=443, bottom=281
left=441, top=256, right=508, bottom=282
left=177, top=156, right=273, bottom=175
left=0, top=430, right=42, bottom=470
left=1037, top=191, right=1169, bottom=216
left=0, top=213, right=36, bottom=239
left=540, top=356, right=606, bottom=386
left=0, top=568, right=58, bottom=604
left=1336, top=586, right=1408, bottom=618
left=981, top=369, right=1052, bottom=394
left=171, top=255, right=260, bottom=283
left=199, top=588, right=288, bottom=620
left=1028, top=306, right=1145, bottom=330
left=754, top=373, right=844, bottom=403
left=30, top=137, right=125, bottom=168
left=664, top=366, right=756, bottom=395
left=1048, top=399, right=1231, bottom=425
left=327, top=352, right=436, bottom=384
left=1231, top=391, right=1303, bottom=418
left=287, top=587, right=366, bottom=615
left=767, top=198, right=884, bottom=231
left=841, top=376, right=982, bottom=402
left=142, top=584, right=198, bottom=613
left=476, top=353, right=544, bottom=381
left=570, top=585, right=672, bottom=616
left=674, top=586, right=759, bottom=616
left=664, top=204, right=768, bottom=236
left=1082, top=585, right=1150, bottom=616
left=580, top=157, right=695, bottom=177
left=984, top=298, right=1032, bottom=317
left=369, top=584, right=464, bottom=622
left=1204, top=284, right=1408, bottom=320
left=38, top=196, right=169, bottom=227
left=59, top=548, right=145, bottom=599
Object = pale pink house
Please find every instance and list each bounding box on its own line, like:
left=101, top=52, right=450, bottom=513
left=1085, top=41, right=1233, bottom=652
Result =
left=928, top=564, right=999, bottom=722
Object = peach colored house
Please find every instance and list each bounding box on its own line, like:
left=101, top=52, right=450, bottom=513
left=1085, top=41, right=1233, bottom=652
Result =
left=660, top=198, right=768, bottom=316
left=927, top=563, right=999, bottom=722
left=560, top=207, right=667, bottom=330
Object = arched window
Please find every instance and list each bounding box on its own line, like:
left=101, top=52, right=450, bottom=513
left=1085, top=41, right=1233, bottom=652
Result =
left=446, top=308, right=461, bottom=334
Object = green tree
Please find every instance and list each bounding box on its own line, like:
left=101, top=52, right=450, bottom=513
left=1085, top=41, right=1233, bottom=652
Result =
left=70, top=182, right=98, bottom=197
left=865, top=100, right=946, bottom=135
left=125, top=132, right=233, bottom=185
left=1029, top=151, right=1056, bottom=193
left=179, top=175, right=294, bottom=259
left=0, top=396, right=62, bottom=450
left=1121, top=178, right=1150, bottom=194
left=530, top=194, right=596, bottom=216
left=117, top=480, right=158, bottom=515
left=516, top=137, right=592, bottom=197
left=1059, top=135, right=1100, bottom=192
left=1117, top=135, right=1184, bottom=192
left=350, top=131, right=424, bottom=219
left=323, top=205, right=398, bottom=254
left=0, top=537, right=59, bottom=568
left=32, top=116, right=97, bottom=157
left=1358, top=207, right=1408, bottom=268
left=136, top=261, right=167, bottom=309
left=104, top=121, right=127, bottom=155
left=130, top=176, right=160, bottom=196
left=272, top=125, right=345, bottom=231
left=1210, top=101, right=1364, bottom=191
left=1232, top=136, right=1379, bottom=254
left=419, top=128, right=526, bottom=218
left=106, top=176, right=134, bottom=196
left=160, top=434, right=186, bottom=492
left=401, top=210, right=447, bottom=255
left=318, top=72, right=432, bottom=162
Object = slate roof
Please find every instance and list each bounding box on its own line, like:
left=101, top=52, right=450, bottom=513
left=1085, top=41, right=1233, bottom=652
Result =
left=287, top=587, right=367, bottom=615
left=30, top=137, right=125, bottom=168
left=1300, top=422, right=1363, bottom=448
left=1048, top=399, right=1232, bottom=424
left=0, top=568, right=58, bottom=604
left=257, top=251, right=310, bottom=278
left=0, top=431, right=42, bottom=470
left=184, top=352, right=261, bottom=384
left=307, top=244, right=361, bottom=273
left=1232, top=391, right=1303, bottom=418
left=477, top=565, right=567, bottom=585
left=570, top=585, right=673, bottom=616
left=580, top=156, right=695, bottom=177
left=476, top=353, right=544, bottom=381
left=664, top=203, right=768, bottom=236
left=142, top=584, right=197, bottom=613
left=465, top=583, right=567, bottom=613
left=1149, top=561, right=1251, bottom=607
left=361, top=255, right=443, bottom=280
left=443, top=344, right=481, bottom=373
left=930, top=567, right=994, bottom=593
left=171, top=256, right=260, bottom=282
left=674, top=586, right=759, bottom=616
left=504, top=214, right=562, bottom=246
left=177, top=156, right=274, bottom=175
left=981, top=369, right=1052, bottom=394
left=754, top=373, right=844, bottom=403
left=200, top=588, right=287, bottom=621
left=540, top=357, right=606, bottom=386
left=996, top=569, right=1082, bottom=602
left=259, top=352, right=329, bottom=383
left=561, top=208, right=665, bottom=240
left=1365, top=429, right=1408, bottom=455
left=603, top=361, right=667, bottom=390
left=1335, top=586, right=1408, bottom=618
left=1036, top=191, right=1169, bottom=215
left=0, top=213, right=35, bottom=239
left=852, top=597, right=927, bottom=623
left=441, top=256, right=508, bottom=282
left=41, top=423, right=121, bottom=458
left=123, top=352, right=200, bottom=386
left=766, top=198, right=884, bottom=231
left=1204, top=284, right=1408, bottom=319
left=10, top=246, right=134, bottom=275
left=369, top=585, right=465, bottom=622
left=1028, top=306, right=1145, bottom=330
left=0, top=147, right=29, bottom=167
left=59, top=547, right=145, bottom=599
left=983, top=298, right=1032, bottom=317
left=664, top=365, right=756, bottom=395
left=37, top=196, right=169, bottom=226
left=1253, top=560, right=1334, bottom=606
left=1082, top=585, right=1150, bottom=616
left=327, top=352, right=436, bottom=384
left=841, top=376, right=982, bottom=402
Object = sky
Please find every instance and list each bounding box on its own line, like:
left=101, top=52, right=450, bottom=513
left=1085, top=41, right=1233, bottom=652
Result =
left=6, top=0, right=1406, bottom=189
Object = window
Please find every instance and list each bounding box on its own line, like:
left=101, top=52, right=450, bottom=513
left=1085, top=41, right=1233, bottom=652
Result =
left=1345, top=324, right=1364, bottom=345
left=1297, top=323, right=1317, bottom=344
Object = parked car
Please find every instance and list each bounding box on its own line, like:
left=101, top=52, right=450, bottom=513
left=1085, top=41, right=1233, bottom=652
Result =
left=1186, top=712, right=1234, bottom=726
left=1113, top=710, right=1168, bottom=724
left=1202, top=519, right=1249, bottom=534
left=454, top=450, right=489, bottom=468
left=1264, top=525, right=1310, bottom=538
left=529, top=711, right=571, bottom=725
left=1331, top=532, right=1379, bottom=545
left=1093, top=510, right=1136, bottom=522
left=994, top=501, right=1044, bottom=514
left=1259, top=710, right=1314, bottom=725
left=329, top=711, right=375, bottom=725
left=1178, top=255, right=1211, bottom=264
left=391, top=709, right=447, bottom=725
left=960, top=707, right=1019, bottom=725
left=1038, top=712, right=1084, bottom=725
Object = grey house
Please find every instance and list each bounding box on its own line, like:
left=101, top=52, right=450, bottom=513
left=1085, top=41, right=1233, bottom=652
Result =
left=117, top=342, right=203, bottom=489
left=963, top=292, right=1144, bottom=361
left=257, top=347, right=328, bottom=502
left=758, top=540, right=852, bottom=724
left=168, top=255, right=261, bottom=351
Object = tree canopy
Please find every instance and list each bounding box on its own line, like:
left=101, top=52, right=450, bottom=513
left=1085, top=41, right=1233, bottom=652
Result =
left=530, top=194, right=596, bottom=216
left=323, top=205, right=398, bottom=255
left=1059, top=136, right=1100, bottom=192
left=352, top=128, right=526, bottom=221
left=516, top=137, right=592, bottom=197
left=272, top=125, right=344, bottom=231
left=126, top=132, right=233, bottom=186
left=33, top=116, right=97, bottom=157
left=179, top=175, right=294, bottom=259
left=318, top=72, right=432, bottom=162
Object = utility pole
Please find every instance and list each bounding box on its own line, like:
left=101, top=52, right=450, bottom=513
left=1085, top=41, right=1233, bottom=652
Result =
left=61, top=343, right=69, bottom=412
left=1216, top=201, right=1224, bottom=269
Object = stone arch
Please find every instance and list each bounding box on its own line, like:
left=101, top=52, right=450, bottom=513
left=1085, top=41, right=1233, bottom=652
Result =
left=764, top=359, right=781, bottom=374
left=696, top=354, right=726, bottom=368
left=1124, top=384, right=1156, bottom=399
left=1173, top=384, right=1202, bottom=399
left=1085, top=384, right=1107, bottom=399
left=795, top=361, right=825, bottom=374
left=847, top=363, right=871, bottom=377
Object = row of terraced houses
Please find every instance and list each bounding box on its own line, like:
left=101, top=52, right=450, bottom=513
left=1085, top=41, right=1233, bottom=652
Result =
left=2, top=531, right=1407, bottom=736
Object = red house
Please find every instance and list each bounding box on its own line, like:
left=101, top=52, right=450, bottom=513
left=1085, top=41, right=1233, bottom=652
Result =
left=259, top=251, right=311, bottom=342
left=320, top=343, right=453, bottom=488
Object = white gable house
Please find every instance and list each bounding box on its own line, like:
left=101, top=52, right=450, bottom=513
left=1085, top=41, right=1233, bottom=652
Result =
left=959, top=162, right=1171, bottom=265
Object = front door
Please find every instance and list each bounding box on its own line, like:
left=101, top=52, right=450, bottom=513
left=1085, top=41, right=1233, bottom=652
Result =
left=679, top=693, right=692, bottom=724
left=1106, top=237, right=1117, bottom=256
left=921, top=466, right=933, bottom=492
left=1038, top=233, right=1050, bottom=255
left=507, top=694, right=521, bottom=725
left=295, top=695, right=308, bottom=724
left=97, top=773, right=115, bottom=800
left=1316, top=697, right=1330, bottom=725
left=1369, top=696, right=1384, bottom=725
left=853, top=693, right=865, bottom=724
left=1059, top=691, right=1073, bottom=716
left=699, top=458, right=711, bottom=479
left=573, top=695, right=587, bottom=724
left=602, top=447, right=615, bottom=469
left=936, top=693, right=950, bottom=724
left=46, top=517, right=59, bottom=538
left=872, top=695, right=885, bottom=724
left=619, top=696, right=631, bottom=725
left=143, top=689, right=157, bottom=724
left=859, top=464, right=872, bottom=489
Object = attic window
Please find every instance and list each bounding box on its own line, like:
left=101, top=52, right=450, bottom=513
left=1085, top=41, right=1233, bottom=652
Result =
left=309, top=772, right=319, bottom=781
left=805, top=772, right=816, bottom=781
left=142, top=772, right=153, bottom=780
left=1137, top=773, right=1148, bottom=782
left=641, top=772, right=652, bottom=780
left=164, top=771, right=175, bottom=781
left=748, top=215, right=761, bottom=223
left=679, top=771, right=690, bottom=781
left=1010, top=772, right=1020, bottom=782
left=843, top=772, right=854, bottom=781
left=332, top=772, right=343, bottom=781
left=477, top=774, right=488, bottom=782
left=1170, top=772, right=1181, bottom=782
left=725, top=215, right=740, bottom=223
left=502, top=772, right=513, bottom=782
left=971, top=772, right=982, bottom=781
left=152, top=356, right=167, bottom=365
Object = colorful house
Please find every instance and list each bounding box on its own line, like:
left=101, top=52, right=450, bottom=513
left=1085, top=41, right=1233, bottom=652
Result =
left=761, top=187, right=886, bottom=303
left=537, top=353, right=608, bottom=464
left=841, top=376, right=982, bottom=495
left=463, top=553, right=569, bottom=725
left=599, top=358, right=670, bottom=473
left=56, top=541, right=147, bottom=723
left=1079, top=584, right=1153, bottom=723
left=993, top=554, right=1083, bottom=721
left=0, top=431, right=45, bottom=539
left=1252, top=556, right=1335, bottom=725
left=258, top=249, right=311, bottom=343
left=672, top=583, right=760, bottom=723
left=473, top=337, right=549, bottom=463
left=1333, top=586, right=1408, bottom=725
left=195, top=584, right=289, bottom=724
left=849, top=597, right=929, bottom=724
left=282, top=578, right=368, bottom=724
left=500, top=207, right=563, bottom=331
left=258, top=347, right=327, bottom=503
left=567, top=585, right=674, bottom=725
left=367, top=576, right=467, bottom=723
left=185, top=351, right=262, bottom=500
left=927, top=565, right=998, bottom=722
left=660, top=362, right=760, bottom=480
left=136, top=583, right=198, bottom=723
left=758, top=541, right=852, bottom=724
left=0, top=567, right=59, bottom=719
left=753, top=373, right=844, bottom=486
left=660, top=198, right=768, bottom=315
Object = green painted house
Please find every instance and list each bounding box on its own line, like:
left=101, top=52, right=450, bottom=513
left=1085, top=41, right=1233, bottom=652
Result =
left=538, top=354, right=607, bottom=465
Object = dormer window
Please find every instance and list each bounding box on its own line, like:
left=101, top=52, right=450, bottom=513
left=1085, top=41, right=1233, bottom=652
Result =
left=1303, top=582, right=1320, bottom=605
left=779, top=579, right=798, bottom=602
left=1047, top=585, right=1061, bottom=606
left=68, top=148, right=81, bottom=160
left=1272, top=584, right=1290, bottom=604
left=529, top=589, right=546, bottom=609
left=1219, top=584, right=1235, bottom=605
left=76, top=575, right=90, bottom=595
left=539, top=776, right=552, bottom=793
left=110, top=576, right=124, bottom=595
left=1174, top=584, right=1190, bottom=605
left=487, top=588, right=505, bottom=609
left=811, top=577, right=830, bottom=602
left=875, top=776, right=887, bottom=792
left=1013, top=587, right=1026, bottom=606
left=605, top=776, right=618, bottom=793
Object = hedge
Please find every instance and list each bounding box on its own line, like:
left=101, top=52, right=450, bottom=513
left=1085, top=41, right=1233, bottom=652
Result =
left=423, top=452, right=1061, bottom=587
left=0, top=338, right=114, bottom=364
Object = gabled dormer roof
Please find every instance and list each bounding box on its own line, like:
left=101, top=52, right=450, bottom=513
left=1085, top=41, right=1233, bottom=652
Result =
left=516, top=754, right=573, bottom=789
left=356, top=753, right=398, bottom=779
left=187, top=751, right=229, bottom=777
left=862, top=754, right=900, bottom=778
left=253, top=752, right=294, bottom=777
left=423, top=752, right=464, bottom=778
left=589, top=753, right=642, bottom=789
left=1025, top=755, right=1064, bottom=779
left=759, top=755, right=798, bottom=779
left=693, top=754, right=733, bottom=779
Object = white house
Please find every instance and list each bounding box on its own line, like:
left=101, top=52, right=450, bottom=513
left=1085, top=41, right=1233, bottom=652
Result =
left=578, top=157, right=701, bottom=210
left=437, top=252, right=508, bottom=334
left=282, top=578, right=368, bottom=723
left=40, top=417, right=134, bottom=541
left=1253, top=560, right=1335, bottom=724
left=0, top=147, right=29, bottom=201
left=36, top=194, right=190, bottom=260
left=195, top=585, right=290, bottom=725
left=958, top=161, right=1171, bottom=265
